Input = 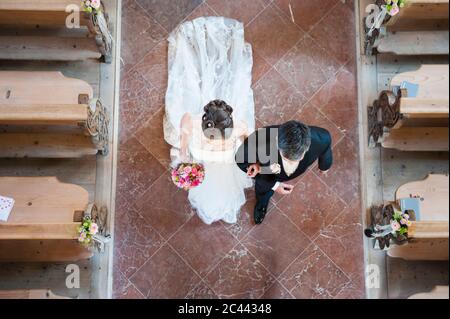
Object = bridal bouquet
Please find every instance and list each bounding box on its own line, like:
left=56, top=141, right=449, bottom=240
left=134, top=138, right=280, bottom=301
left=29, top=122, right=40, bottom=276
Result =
left=171, top=163, right=205, bottom=190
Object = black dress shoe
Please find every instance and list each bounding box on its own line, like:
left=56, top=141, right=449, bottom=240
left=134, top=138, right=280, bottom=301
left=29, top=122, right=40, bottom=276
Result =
left=254, top=202, right=269, bottom=224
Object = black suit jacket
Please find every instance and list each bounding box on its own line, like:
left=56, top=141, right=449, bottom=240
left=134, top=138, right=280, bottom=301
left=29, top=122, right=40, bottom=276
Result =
left=235, top=125, right=333, bottom=194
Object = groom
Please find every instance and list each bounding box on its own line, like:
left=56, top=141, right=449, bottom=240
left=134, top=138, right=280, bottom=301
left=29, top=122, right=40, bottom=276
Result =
left=235, top=121, right=333, bottom=224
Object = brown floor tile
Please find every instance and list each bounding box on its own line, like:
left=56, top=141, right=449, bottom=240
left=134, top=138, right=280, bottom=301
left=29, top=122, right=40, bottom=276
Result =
left=185, top=281, right=219, bottom=299
left=223, top=189, right=257, bottom=240
left=130, top=244, right=201, bottom=298
left=246, top=4, right=304, bottom=65
left=252, top=51, right=272, bottom=85
left=169, top=216, right=239, bottom=276
left=293, top=102, right=344, bottom=148
left=310, top=67, right=358, bottom=142
left=133, top=41, right=168, bottom=90
left=314, top=200, right=364, bottom=276
left=242, top=208, right=311, bottom=276
left=136, top=0, right=203, bottom=32
left=261, top=281, right=293, bottom=299
left=275, top=36, right=340, bottom=100
left=113, top=267, right=146, bottom=299
left=119, top=70, right=165, bottom=143
left=114, top=199, right=165, bottom=279
left=185, top=2, right=218, bottom=20
left=120, top=69, right=155, bottom=118
left=276, top=171, right=347, bottom=239
left=135, top=108, right=172, bottom=168
left=279, top=244, right=350, bottom=299
left=309, top=2, right=355, bottom=65
left=334, top=272, right=366, bottom=299
left=207, top=0, right=268, bottom=25
left=136, top=174, right=194, bottom=240
left=254, top=68, right=307, bottom=126
left=121, top=0, right=167, bottom=72
left=273, top=0, right=339, bottom=32
left=205, top=244, right=276, bottom=299
left=316, top=137, right=360, bottom=205
left=117, top=137, right=166, bottom=200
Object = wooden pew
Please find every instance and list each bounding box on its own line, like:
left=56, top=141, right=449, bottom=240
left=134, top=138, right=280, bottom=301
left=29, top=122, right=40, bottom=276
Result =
left=408, top=285, right=449, bottom=299
left=0, top=240, right=93, bottom=262
left=388, top=174, right=449, bottom=261
left=0, top=177, right=89, bottom=240
left=0, top=289, right=69, bottom=299
left=369, top=65, right=449, bottom=151
left=0, top=71, right=109, bottom=157
left=0, top=177, right=102, bottom=262
left=386, top=0, right=450, bottom=30
left=375, top=0, right=449, bottom=55
left=0, top=0, right=112, bottom=62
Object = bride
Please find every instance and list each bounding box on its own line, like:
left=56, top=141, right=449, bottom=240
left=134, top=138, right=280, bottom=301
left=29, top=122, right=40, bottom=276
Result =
left=164, top=17, right=255, bottom=224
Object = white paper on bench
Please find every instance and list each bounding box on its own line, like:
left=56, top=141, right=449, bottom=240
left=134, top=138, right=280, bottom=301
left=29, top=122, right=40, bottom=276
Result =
left=0, top=195, right=14, bottom=222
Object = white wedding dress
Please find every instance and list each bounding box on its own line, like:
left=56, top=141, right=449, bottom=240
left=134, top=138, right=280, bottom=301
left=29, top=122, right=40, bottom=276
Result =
left=164, top=17, right=255, bottom=224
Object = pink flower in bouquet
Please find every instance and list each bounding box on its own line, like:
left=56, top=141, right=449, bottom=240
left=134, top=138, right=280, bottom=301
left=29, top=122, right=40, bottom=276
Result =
left=171, top=163, right=205, bottom=190
left=390, top=220, right=401, bottom=231
left=184, top=166, right=192, bottom=174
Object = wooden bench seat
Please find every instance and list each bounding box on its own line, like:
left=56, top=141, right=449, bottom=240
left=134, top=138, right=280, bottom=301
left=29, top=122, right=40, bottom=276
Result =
left=0, top=71, right=109, bottom=156
left=391, top=65, right=449, bottom=100
left=0, top=36, right=102, bottom=61
left=0, top=0, right=82, bottom=12
left=377, top=30, right=449, bottom=55
left=0, top=104, right=88, bottom=125
left=0, top=240, right=93, bottom=262
left=0, top=1, right=112, bottom=62
left=0, top=289, right=69, bottom=299
left=0, top=177, right=88, bottom=240
left=369, top=65, right=449, bottom=150
left=386, top=0, right=449, bottom=30
left=381, top=127, right=449, bottom=151
left=408, top=286, right=449, bottom=299
left=388, top=174, right=449, bottom=261
left=0, top=133, right=98, bottom=158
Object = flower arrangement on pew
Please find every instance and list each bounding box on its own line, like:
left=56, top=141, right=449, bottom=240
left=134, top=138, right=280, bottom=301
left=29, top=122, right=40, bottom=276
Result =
left=364, top=204, right=414, bottom=249
left=390, top=209, right=412, bottom=241
left=81, top=0, right=113, bottom=58
left=171, top=163, right=205, bottom=191
left=81, top=0, right=102, bottom=13
left=78, top=216, right=99, bottom=247
left=384, top=0, right=407, bottom=16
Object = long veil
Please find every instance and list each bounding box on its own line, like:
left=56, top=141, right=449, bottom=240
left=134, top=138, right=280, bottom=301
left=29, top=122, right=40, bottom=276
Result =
left=164, top=16, right=255, bottom=148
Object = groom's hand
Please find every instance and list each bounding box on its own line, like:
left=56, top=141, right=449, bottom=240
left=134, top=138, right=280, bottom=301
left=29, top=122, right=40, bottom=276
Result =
left=274, top=183, right=294, bottom=195
left=247, top=163, right=261, bottom=178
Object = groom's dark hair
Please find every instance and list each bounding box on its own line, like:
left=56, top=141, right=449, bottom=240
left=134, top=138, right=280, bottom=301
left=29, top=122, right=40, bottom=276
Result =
left=278, top=121, right=311, bottom=161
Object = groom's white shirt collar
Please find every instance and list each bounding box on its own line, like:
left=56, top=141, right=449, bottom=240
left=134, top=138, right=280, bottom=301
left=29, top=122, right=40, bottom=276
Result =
left=272, top=153, right=303, bottom=191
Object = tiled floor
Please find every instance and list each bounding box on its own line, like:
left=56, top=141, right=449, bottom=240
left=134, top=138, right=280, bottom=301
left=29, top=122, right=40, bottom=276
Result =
left=114, top=0, right=365, bottom=299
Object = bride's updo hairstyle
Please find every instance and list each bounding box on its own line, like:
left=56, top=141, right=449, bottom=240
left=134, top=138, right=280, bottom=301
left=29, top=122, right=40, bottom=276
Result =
left=202, top=99, right=234, bottom=140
